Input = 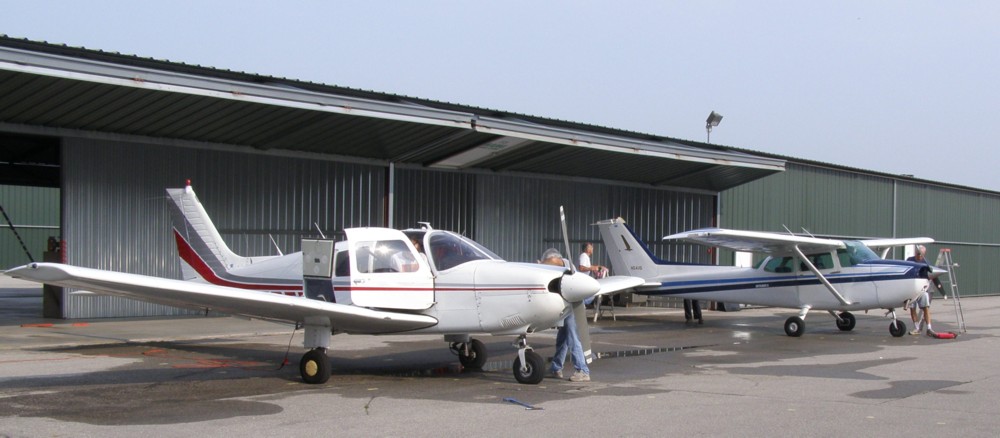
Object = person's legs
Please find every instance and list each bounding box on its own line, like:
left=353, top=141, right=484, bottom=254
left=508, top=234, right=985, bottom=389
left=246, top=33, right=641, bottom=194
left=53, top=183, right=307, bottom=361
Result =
left=564, top=311, right=590, bottom=381
left=550, top=320, right=569, bottom=376
left=692, top=300, right=703, bottom=323
left=909, top=300, right=922, bottom=335
left=923, top=303, right=934, bottom=335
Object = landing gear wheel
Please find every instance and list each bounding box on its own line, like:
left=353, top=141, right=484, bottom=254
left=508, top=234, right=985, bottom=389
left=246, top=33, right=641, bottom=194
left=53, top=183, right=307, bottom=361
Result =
left=784, top=316, right=806, bottom=337
left=300, top=348, right=331, bottom=384
left=889, top=319, right=907, bottom=337
left=836, top=311, right=856, bottom=331
left=458, top=339, right=487, bottom=369
left=512, top=349, right=544, bottom=384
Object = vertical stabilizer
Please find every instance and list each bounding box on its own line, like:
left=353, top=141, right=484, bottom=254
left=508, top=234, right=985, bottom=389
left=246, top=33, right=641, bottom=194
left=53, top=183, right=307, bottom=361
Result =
left=596, top=218, right=663, bottom=280
left=167, top=182, right=248, bottom=281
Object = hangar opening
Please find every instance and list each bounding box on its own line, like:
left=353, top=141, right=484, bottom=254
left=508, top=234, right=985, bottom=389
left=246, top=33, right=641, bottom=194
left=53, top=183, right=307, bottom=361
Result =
left=0, top=36, right=788, bottom=318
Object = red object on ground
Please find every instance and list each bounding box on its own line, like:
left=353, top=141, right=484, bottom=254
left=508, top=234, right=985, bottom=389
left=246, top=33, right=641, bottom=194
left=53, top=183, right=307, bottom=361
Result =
left=932, top=332, right=957, bottom=339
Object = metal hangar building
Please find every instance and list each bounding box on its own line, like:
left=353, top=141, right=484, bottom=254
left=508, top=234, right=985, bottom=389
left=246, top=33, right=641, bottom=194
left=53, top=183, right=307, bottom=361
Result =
left=0, top=36, right=996, bottom=318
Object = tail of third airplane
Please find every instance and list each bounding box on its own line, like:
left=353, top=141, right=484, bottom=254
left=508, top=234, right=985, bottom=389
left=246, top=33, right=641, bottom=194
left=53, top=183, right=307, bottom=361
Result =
left=596, top=217, right=702, bottom=281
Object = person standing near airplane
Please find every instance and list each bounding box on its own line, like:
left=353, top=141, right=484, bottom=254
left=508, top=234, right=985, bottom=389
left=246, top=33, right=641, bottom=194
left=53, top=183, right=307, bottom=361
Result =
left=684, top=299, right=703, bottom=324
left=542, top=248, right=591, bottom=382
left=578, top=242, right=607, bottom=278
left=907, top=245, right=936, bottom=336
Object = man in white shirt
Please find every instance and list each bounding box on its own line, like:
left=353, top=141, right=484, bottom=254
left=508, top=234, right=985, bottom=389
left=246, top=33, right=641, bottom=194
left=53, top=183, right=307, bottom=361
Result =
left=578, top=242, right=606, bottom=278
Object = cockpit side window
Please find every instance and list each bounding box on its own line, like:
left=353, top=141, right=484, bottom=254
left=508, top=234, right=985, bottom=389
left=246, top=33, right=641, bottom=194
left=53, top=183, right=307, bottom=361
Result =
left=354, top=240, right=419, bottom=273
left=763, top=256, right=796, bottom=273
left=334, top=250, right=350, bottom=277
left=800, top=252, right=834, bottom=271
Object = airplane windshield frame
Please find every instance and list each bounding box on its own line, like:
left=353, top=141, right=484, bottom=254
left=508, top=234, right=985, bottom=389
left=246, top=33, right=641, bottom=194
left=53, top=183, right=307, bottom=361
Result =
left=423, top=231, right=503, bottom=271
left=840, top=240, right=879, bottom=266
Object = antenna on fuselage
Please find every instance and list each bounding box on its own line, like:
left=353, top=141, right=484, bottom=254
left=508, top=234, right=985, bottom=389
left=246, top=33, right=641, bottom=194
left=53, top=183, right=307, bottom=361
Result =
left=313, top=222, right=326, bottom=239
left=268, top=234, right=284, bottom=256
left=781, top=224, right=796, bottom=236
left=801, top=227, right=816, bottom=238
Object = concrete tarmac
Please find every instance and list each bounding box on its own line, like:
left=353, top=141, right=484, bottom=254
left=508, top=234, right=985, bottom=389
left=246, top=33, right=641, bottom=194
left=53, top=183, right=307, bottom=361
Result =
left=0, top=278, right=996, bottom=437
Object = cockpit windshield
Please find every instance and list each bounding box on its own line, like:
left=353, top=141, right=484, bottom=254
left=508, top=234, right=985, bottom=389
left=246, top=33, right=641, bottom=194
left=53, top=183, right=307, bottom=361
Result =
left=407, top=230, right=503, bottom=271
left=839, top=240, right=879, bottom=266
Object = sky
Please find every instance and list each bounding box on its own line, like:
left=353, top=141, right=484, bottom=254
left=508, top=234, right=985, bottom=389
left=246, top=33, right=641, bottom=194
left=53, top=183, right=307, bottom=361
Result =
left=2, top=1, right=999, bottom=190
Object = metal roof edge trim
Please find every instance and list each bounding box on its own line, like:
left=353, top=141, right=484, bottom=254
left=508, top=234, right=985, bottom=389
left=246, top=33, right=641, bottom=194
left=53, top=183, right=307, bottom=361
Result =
left=0, top=47, right=475, bottom=130
left=0, top=122, right=391, bottom=168
left=392, top=162, right=721, bottom=196
left=473, top=117, right=786, bottom=172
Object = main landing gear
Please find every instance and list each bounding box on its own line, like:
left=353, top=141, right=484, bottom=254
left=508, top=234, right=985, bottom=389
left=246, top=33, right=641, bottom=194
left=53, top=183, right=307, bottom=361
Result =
left=784, top=308, right=907, bottom=338
left=297, top=327, right=544, bottom=385
left=784, top=310, right=856, bottom=337
left=300, top=348, right=331, bottom=384
left=450, top=338, right=487, bottom=369
left=449, top=334, right=543, bottom=384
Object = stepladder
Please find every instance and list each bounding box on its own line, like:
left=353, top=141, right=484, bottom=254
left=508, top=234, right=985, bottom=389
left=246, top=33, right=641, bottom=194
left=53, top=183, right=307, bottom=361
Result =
left=934, top=248, right=967, bottom=333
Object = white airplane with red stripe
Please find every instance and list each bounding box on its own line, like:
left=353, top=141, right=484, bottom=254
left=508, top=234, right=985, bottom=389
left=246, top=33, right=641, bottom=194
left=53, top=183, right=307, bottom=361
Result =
left=6, top=183, right=642, bottom=385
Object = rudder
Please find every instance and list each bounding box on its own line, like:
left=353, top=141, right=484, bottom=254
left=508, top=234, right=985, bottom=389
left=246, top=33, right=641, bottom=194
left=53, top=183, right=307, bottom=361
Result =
left=167, top=183, right=248, bottom=281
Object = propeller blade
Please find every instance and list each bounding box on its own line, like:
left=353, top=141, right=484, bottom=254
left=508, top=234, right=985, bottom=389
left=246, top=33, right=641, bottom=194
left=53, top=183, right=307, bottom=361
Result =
left=560, top=206, right=575, bottom=273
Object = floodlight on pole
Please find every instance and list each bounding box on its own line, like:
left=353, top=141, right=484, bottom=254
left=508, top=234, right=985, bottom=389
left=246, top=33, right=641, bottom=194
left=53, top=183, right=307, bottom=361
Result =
left=706, top=111, right=723, bottom=143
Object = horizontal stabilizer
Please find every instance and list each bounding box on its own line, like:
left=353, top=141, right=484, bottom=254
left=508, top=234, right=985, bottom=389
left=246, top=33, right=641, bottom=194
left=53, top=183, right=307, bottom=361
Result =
left=595, top=275, right=646, bottom=296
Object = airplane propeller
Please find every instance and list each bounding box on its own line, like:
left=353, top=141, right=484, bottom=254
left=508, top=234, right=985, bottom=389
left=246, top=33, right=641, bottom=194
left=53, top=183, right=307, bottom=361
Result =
left=555, top=206, right=601, bottom=304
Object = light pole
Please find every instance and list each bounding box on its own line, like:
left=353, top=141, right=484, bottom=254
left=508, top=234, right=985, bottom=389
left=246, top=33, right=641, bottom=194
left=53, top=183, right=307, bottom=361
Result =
left=706, top=111, right=723, bottom=143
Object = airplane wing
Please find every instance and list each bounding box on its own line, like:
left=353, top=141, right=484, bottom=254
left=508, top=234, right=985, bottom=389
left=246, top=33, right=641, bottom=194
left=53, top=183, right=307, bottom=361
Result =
left=595, top=275, right=645, bottom=296
left=860, top=237, right=934, bottom=250
left=5, top=263, right=438, bottom=334
left=663, top=228, right=845, bottom=255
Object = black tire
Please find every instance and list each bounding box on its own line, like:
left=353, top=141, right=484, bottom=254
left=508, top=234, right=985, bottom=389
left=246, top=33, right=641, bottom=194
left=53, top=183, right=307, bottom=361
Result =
left=889, top=319, right=907, bottom=337
left=300, top=349, right=331, bottom=384
left=512, top=349, right=545, bottom=384
left=458, top=339, right=488, bottom=369
left=836, top=311, right=856, bottom=331
left=784, top=316, right=805, bottom=337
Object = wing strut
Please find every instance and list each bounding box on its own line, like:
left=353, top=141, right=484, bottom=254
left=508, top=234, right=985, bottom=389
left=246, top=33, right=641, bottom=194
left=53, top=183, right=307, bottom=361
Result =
left=792, top=245, right=852, bottom=306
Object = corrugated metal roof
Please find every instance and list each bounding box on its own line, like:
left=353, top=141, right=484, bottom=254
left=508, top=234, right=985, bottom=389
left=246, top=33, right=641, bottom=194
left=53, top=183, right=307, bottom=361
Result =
left=0, top=35, right=785, bottom=191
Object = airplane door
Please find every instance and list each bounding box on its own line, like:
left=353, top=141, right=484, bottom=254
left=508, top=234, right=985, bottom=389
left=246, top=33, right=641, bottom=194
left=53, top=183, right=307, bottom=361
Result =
left=345, top=228, right=435, bottom=310
left=797, top=252, right=839, bottom=306
left=835, top=248, right=877, bottom=306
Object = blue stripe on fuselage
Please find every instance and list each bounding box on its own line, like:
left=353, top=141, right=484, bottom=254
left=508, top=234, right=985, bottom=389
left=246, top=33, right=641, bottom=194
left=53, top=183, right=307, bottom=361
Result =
left=642, top=261, right=919, bottom=296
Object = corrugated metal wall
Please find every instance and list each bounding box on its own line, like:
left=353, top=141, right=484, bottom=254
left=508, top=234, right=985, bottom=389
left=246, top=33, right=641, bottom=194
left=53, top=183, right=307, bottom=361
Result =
left=895, top=181, right=1000, bottom=295
left=57, top=139, right=715, bottom=318
left=721, top=162, right=1000, bottom=295
left=0, top=185, right=59, bottom=268
left=61, top=137, right=386, bottom=318
left=722, top=163, right=895, bottom=237
left=467, top=173, right=715, bottom=309
left=393, top=168, right=476, bottom=236
left=396, top=170, right=715, bottom=267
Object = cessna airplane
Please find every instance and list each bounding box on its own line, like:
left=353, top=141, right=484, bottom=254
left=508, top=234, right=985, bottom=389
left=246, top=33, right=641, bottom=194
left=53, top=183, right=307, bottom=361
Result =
left=596, top=218, right=934, bottom=337
left=5, top=183, right=642, bottom=385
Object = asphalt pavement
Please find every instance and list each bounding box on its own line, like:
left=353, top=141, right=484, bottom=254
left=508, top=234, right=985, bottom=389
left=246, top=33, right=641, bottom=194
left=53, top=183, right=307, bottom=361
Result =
left=1, top=277, right=998, bottom=437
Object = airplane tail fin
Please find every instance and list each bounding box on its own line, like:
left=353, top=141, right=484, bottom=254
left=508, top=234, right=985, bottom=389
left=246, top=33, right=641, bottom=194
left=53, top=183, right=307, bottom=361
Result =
left=167, top=182, right=249, bottom=281
left=595, top=218, right=665, bottom=281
